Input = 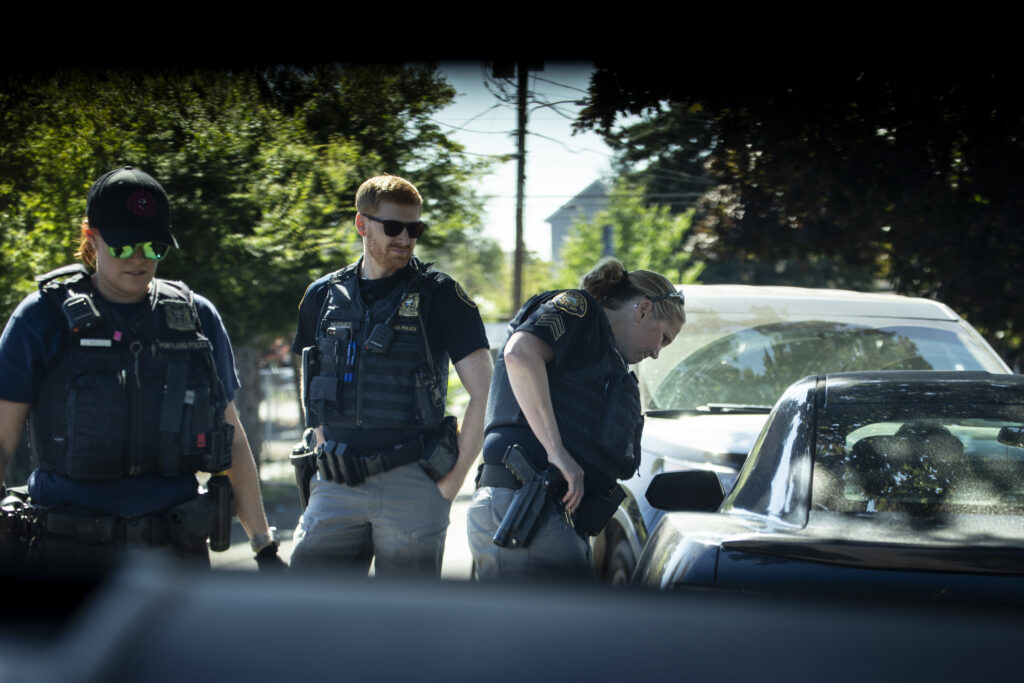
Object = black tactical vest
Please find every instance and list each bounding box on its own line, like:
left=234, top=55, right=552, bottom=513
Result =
left=31, top=265, right=233, bottom=480
left=485, top=290, right=643, bottom=483
left=306, top=258, right=450, bottom=437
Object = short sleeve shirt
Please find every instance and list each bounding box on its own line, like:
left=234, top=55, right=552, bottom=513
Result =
left=0, top=290, right=240, bottom=404
left=0, top=281, right=241, bottom=516
left=292, top=262, right=489, bottom=365
left=291, top=260, right=489, bottom=449
left=513, top=290, right=610, bottom=371
left=482, top=290, right=613, bottom=470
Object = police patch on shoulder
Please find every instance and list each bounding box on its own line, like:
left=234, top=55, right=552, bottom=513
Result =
left=551, top=291, right=587, bottom=318
left=455, top=282, right=477, bottom=308
left=398, top=293, right=420, bottom=317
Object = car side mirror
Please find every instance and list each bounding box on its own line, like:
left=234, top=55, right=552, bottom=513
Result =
left=646, top=471, right=725, bottom=512
left=998, top=426, right=1024, bottom=448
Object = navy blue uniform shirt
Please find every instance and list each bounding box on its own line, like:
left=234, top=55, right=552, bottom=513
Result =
left=292, top=262, right=489, bottom=450
left=0, top=284, right=240, bottom=516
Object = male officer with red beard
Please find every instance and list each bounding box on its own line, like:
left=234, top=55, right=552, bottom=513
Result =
left=289, top=174, right=491, bottom=576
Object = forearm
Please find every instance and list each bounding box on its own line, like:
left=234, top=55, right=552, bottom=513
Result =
left=0, top=400, right=30, bottom=486
left=503, top=333, right=584, bottom=510
left=503, top=339, right=567, bottom=460
left=223, top=402, right=270, bottom=539
left=449, top=390, right=486, bottom=486
left=437, top=347, right=492, bottom=498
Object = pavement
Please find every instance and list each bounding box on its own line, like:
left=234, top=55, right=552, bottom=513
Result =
left=209, top=454, right=479, bottom=579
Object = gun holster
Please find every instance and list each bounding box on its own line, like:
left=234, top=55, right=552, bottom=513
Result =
left=290, top=428, right=318, bottom=510
left=0, top=487, right=35, bottom=565
left=419, top=416, right=459, bottom=482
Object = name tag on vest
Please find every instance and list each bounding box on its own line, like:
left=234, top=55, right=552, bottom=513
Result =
left=80, top=338, right=112, bottom=347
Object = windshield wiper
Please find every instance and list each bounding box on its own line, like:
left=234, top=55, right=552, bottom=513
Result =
left=646, top=403, right=773, bottom=418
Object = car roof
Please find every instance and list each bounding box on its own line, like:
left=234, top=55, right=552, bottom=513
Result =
left=820, top=370, right=1024, bottom=405
left=679, top=284, right=960, bottom=321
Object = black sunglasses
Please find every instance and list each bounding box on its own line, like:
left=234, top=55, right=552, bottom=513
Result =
left=361, top=212, right=427, bottom=239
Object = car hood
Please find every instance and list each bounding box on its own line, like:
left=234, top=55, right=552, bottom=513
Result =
left=639, top=413, right=769, bottom=478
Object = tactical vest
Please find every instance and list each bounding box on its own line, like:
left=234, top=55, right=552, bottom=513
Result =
left=485, top=290, right=643, bottom=483
left=306, top=258, right=450, bottom=436
left=30, top=265, right=233, bottom=480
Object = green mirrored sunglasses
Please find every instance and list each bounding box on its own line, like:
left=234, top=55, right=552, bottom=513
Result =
left=106, top=241, right=172, bottom=261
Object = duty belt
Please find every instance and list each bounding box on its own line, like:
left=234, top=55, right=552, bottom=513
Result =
left=42, top=509, right=171, bottom=546
left=476, top=463, right=523, bottom=490
left=316, top=437, right=425, bottom=487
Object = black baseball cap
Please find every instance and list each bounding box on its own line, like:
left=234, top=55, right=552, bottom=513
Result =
left=86, top=166, right=178, bottom=248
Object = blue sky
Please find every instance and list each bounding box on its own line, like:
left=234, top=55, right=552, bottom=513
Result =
left=434, top=62, right=620, bottom=261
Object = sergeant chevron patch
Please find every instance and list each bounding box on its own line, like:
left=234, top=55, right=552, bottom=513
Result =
left=535, top=312, right=565, bottom=340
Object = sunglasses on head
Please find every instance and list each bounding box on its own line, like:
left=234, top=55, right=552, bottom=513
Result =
left=649, top=290, right=685, bottom=306
left=107, top=241, right=172, bottom=261
left=361, top=212, right=427, bottom=239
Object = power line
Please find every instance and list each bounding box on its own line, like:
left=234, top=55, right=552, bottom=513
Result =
left=531, top=74, right=590, bottom=96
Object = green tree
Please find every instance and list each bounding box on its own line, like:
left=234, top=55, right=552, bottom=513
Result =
left=578, top=65, right=1024, bottom=360
left=603, top=102, right=717, bottom=214
left=0, top=64, right=487, bottom=458
left=556, top=180, right=702, bottom=287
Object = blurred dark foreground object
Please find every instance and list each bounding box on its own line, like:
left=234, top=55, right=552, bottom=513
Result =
left=2, top=554, right=1024, bottom=683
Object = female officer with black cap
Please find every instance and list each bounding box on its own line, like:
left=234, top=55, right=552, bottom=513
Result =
left=468, top=257, right=685, bottom=581
left=0, top=166, right=280, bottom=572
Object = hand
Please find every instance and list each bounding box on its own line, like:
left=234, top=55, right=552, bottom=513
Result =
left=547, top=447, right=584, bottom=514
left=255, top=544, right=288, bottom=572
left=435, top=474, right=461, bottom=502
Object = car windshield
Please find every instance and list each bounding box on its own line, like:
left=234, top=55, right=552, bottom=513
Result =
left=647, top=319, right=1004, bottom=412
left=813, top=409, right=1024, bottom=516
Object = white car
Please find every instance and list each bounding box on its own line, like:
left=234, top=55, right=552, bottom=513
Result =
left=593, top=285, right=1013, bottom=584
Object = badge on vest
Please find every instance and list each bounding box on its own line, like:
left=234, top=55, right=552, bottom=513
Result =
left=398, top=293, right=420, bottom=317
left=552, top=291, right=587, bottom=318
left=164, top=301, right=196, bottom=331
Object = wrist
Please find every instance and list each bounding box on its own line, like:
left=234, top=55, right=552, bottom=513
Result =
left=250, top=527, right=280, bottom=554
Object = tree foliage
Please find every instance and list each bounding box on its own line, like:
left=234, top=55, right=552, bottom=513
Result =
left=1, top=65, right=485, bottom=337
left=555, top=179, right=702, bottom=288
left=0, top=64, right=488, bottom=456
left=578, top=64, right=1024, bottom=358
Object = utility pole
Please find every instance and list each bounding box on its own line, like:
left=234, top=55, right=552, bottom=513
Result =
left=513, top=64, right=528, bottom=314
left=492, top=60, right=542, bottom=315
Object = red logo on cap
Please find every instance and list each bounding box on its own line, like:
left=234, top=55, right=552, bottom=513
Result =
left=125, top=190, right=157, bottom=218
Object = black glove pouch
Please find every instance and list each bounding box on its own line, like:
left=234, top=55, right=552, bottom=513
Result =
left=572, top=485, right=626, bottom=537
left=419, top=416, right=459, bottom=481
left=167, top=493, right=217, bottom=553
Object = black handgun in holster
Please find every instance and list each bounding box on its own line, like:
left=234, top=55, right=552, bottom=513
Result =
left=290, top=428, right=318, bottom=510
left=419, top=416, right=458, bottom=482
left=492, top=445, right=566, bottom=549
